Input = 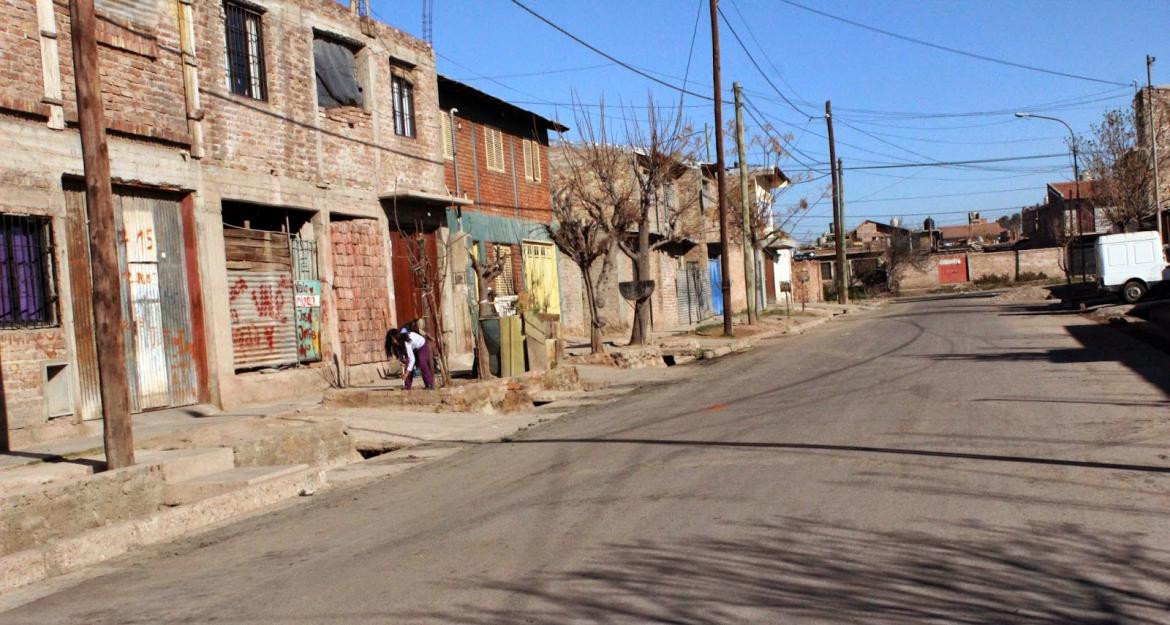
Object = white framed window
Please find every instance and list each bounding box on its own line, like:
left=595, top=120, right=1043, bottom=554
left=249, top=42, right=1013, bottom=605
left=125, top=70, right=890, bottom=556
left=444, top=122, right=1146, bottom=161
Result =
left=484, top=127, right=505, bottom=173
left=522, top=138, right=541, bottom=182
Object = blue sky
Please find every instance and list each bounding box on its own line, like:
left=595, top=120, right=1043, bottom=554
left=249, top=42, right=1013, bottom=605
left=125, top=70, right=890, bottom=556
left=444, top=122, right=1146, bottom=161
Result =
left=372, top=0, right=1168, bottom=242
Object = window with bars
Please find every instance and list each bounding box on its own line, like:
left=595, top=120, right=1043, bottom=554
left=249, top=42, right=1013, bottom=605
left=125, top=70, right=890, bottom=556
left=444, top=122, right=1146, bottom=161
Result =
left=484, top=127, right=505, bottom=173
left=440, top=113, right=454, bottom=159
left=491, top=243, right=515, bottom=296
left=392, top=75, right=415, bottom=137
left=522, top=138, right=541, bottom=182
left=224, top=1, right=267, bottom=100
left=0, top=215, right=56, bottom=329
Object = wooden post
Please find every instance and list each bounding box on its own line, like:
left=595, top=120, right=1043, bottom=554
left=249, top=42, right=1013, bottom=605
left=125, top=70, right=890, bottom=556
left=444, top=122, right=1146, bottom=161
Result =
left=710, top=0, right=733, bottom=337
left=69, top=0, right=135, bottom=469
left=733, top=82, right=756, bottom=324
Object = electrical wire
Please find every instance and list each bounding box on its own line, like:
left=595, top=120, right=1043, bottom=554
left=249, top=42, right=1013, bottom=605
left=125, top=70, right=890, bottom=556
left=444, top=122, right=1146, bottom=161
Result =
left=507, top=0, right=713, bottom=101
left=777, top=0, right=1131, bottom=87
left=716, top=5, right=810, bottom=118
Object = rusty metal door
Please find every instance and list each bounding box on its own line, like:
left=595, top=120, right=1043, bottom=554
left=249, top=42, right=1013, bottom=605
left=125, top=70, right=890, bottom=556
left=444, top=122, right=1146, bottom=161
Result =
left=63, top=188, right=102, bottom=421
left=937, top=254, right=968, bottom=285
left=152, top=196, right=198, bottom=406
left=67, top=187, right=198, bottom=414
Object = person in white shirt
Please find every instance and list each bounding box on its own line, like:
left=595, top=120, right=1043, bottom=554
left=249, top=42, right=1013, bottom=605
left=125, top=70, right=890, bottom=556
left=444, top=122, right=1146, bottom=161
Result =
left=392, top=327, right=434, bottom=390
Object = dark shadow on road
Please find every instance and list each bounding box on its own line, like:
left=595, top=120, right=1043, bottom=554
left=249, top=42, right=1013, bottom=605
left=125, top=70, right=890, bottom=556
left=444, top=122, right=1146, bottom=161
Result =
left=918, top=321, right=1170, bottom=398
left=973, top=396, right=1170, bottom=409
left=893, top=291, right=1003, bottom=304
left=504, top=437, right=1170, bottom=475
left=416, top=517, right=1170, bottom=624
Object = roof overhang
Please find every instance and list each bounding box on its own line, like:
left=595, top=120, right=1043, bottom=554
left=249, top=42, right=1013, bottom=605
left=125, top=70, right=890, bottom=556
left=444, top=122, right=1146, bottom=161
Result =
left=380, top=190, right=472, bottom=207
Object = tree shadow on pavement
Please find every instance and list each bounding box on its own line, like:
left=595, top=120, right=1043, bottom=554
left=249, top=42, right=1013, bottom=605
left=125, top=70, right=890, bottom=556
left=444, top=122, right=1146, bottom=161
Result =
left=414, top=517, right=1170, bottom=624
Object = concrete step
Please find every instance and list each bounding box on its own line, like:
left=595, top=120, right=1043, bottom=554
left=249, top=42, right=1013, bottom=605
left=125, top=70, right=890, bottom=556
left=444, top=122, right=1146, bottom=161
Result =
left=163, top=464, right=309, bottom=506
left=137, top=448, right=236, bottom=483
left=0, top=463, right=94, bottom=497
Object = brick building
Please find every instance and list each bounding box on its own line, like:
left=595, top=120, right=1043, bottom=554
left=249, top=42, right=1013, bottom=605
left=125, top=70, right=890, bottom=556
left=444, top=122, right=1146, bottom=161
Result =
left=0, top=0, right=458, bottom=448
left=1135, top=85, right=1170, bottom=241
left=436, top=77, right=566, bottom=358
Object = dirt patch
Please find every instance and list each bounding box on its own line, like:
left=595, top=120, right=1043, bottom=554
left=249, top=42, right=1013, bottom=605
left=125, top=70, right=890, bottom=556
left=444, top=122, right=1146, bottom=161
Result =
left=991, top=284, right=1056, bottom=303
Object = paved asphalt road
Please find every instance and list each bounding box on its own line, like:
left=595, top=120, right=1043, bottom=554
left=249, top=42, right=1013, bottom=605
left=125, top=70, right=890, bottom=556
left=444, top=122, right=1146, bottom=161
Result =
left=5, top=293, right=1170, bottom=624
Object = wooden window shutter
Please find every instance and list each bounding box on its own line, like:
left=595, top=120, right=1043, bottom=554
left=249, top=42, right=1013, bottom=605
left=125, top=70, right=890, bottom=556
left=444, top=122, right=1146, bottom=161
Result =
left=440, top=114, right=453, bottom=159
left=522, top=139, right=533, bottom=180
left=485, top=128, right=504, bottom=172
left=531, top=140, right=541, bottom=182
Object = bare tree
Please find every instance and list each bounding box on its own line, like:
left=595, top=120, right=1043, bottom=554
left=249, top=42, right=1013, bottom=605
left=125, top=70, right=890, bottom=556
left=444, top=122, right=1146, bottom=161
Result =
left=883, top=230, right=931, bottom=294
left=543, top=185, right=611, bottom=354
left=554, top=96, right=698, bottom=346
left=1079, top=108, right=1168, bottom=231
left=619, top=99, right=702, bottom=345
left=390, top=206, right=451, bottom=387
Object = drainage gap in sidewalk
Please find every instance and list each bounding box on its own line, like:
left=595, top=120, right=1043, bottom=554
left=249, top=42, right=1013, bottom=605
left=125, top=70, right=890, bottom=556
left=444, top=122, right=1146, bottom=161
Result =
left=663, top=355, right=677, bottom=367
left=357, top=444, right=402, bottom=460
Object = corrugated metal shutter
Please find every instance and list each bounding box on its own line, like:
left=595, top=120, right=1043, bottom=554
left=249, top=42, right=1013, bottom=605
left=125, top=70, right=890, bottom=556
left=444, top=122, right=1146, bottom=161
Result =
left=63, top=188, right=102, bottom=421
left=228, top=271, right=298, bottom=369
left=152, top=197, right=198, bottom=406
left=676, top=264, right=693, bottom=325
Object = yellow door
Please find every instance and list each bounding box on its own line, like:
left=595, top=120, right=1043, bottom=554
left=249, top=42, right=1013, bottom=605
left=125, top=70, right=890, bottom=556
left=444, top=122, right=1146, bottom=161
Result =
left=522, top=241, right=560, bottom=315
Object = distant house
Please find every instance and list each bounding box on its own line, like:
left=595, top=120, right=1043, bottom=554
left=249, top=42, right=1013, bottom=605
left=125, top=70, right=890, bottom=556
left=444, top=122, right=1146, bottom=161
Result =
left=1022, top=180, right=1106, bottom=247
left=936, top=214, right=1008, bottom=249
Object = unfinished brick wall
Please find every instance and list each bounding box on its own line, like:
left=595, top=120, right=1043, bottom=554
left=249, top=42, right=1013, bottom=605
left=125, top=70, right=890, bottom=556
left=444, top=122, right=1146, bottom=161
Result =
left=0, top=329, right=68, bottom=435
left=331, top=219, right=392, bottom=366
left=967, top=248, right=1063, bottom=281
left=0, top=0, right=46, bottom=117
left=55, top=1, right=190, bottom=144
left=196, top=0, right=443, bottom=192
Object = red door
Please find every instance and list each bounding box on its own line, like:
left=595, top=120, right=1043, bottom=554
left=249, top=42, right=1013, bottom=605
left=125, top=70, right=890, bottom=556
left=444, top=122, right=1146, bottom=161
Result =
left=937, top=254, right=968, bottom=284
left=389, top=229, right=440, bottom=330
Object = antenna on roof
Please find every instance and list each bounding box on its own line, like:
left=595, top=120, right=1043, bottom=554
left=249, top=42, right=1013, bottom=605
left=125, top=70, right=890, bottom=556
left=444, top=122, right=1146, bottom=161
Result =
left=422, top=0, right=433, bottom=45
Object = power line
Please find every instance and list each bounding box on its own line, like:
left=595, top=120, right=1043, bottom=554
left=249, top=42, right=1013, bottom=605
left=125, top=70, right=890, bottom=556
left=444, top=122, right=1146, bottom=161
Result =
left=726, top=0, right=816, bottom=110
left=777, top=0, right=1131, bottom=87
left=848, top=185, right=1042, bottom=204
left=507, top=0, right=713, bottom=101
left=716, top=5, right=810, bottom=118
left=447, top=62, right=615, bottom=81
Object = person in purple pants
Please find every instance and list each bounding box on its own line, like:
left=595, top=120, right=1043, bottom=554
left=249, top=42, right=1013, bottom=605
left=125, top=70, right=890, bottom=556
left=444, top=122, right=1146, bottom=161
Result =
left=397, top=327, right=434, bottom=390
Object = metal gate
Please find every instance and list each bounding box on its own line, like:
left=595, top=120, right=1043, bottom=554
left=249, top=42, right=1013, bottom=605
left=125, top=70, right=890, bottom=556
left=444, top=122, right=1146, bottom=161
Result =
left=937, top=254, right=968, bottom=284
left=708, top=258, right=723, bottom=316
left=676, top=261, right=708, bottom=325
left=115, top=192, right=199, bottom=411
left=66, top=187, right=199, bottom=414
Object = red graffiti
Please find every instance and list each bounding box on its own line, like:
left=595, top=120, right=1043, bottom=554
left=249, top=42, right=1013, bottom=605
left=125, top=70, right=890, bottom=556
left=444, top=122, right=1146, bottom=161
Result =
left=250, top=284, right=287, bottom=321
left=229, top=277, right=249, bottom=301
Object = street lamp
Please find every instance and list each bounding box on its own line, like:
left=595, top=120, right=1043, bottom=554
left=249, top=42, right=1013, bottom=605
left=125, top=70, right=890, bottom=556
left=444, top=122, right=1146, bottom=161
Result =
left=1016, top=112, right=1083, bottom=283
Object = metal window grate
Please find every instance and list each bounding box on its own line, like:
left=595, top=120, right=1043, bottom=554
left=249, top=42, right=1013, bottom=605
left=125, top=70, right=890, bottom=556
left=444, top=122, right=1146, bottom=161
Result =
left=0, top=214, right=57, bottom=329
left=392, top=76, right=415, bottom=138
left=225, top=1, right=267, bottom=100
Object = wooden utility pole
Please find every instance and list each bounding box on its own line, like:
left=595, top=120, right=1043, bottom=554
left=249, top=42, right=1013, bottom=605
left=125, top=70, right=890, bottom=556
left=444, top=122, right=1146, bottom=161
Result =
left=70, top=0, right=135, bottom=469
left=1149, top=55, right=1164, bottom=245
left=733, top=82, right=756, bottom=324
left=837, top=158, right=849, bottom=304
left=710, top=0, right=733, bottom=337
left=825, top=101, right=847, bottom=305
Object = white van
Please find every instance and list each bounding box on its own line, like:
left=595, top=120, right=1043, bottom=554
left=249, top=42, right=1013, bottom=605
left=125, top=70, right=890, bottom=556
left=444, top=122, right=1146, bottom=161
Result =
left=1095, top=231, right=1169, bottom=303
